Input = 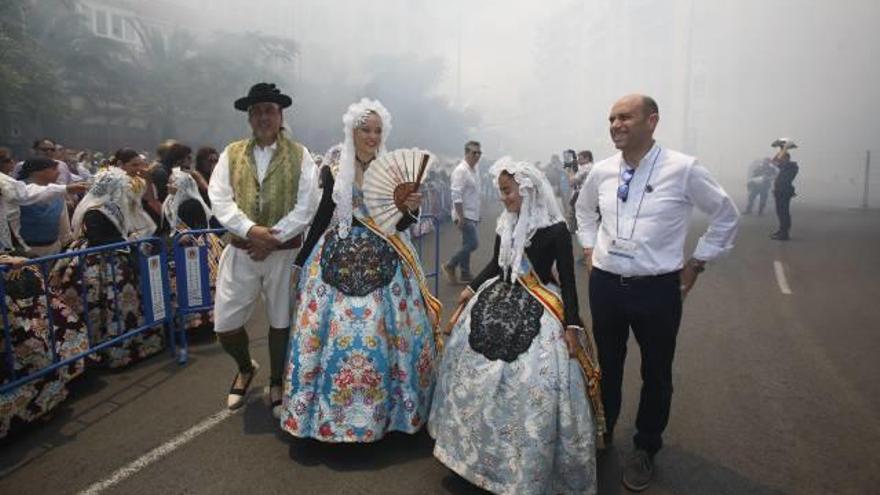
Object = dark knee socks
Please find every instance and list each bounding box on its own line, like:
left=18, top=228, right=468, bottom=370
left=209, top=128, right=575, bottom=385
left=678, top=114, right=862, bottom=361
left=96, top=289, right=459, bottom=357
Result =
left=217, top=328, right=254, bottom=373
left=268, top=327, right=290, bottom=387
left=218, top=326, right=288, bottom=385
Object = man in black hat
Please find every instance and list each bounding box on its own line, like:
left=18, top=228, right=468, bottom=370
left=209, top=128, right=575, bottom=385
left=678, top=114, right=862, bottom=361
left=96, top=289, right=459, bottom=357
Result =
left=208, top=82, right=320, bottom=417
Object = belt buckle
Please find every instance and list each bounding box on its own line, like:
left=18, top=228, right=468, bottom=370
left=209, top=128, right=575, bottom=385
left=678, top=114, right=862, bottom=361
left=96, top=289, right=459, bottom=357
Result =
left=619, top=274, right=629, bottom=286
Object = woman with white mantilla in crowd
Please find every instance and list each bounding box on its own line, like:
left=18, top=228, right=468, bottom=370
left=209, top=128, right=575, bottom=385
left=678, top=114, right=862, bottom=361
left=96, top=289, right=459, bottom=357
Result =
left=163, top=168, right=224, bottom=333
left=111, top=148, right=157, bottom=239
left=51, top=168, right=165, bottom=369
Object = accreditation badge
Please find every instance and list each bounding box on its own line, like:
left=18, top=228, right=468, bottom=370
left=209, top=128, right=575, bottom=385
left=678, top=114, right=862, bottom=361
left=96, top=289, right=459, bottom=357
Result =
left=608, top=238, right=637, bottom=259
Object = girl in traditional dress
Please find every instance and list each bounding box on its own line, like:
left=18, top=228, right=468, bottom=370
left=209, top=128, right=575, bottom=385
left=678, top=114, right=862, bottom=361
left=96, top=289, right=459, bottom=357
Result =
left=51, top=169, right=164, bottom=369
left=146, top=143, right=191, bottom=232
left=280, top=98, right=441, bottom=440
left=163, top=168, right=224, bottom=333
left=0, top=174, right=88, bottom=438
left=429, top=158, right=598, bottom=495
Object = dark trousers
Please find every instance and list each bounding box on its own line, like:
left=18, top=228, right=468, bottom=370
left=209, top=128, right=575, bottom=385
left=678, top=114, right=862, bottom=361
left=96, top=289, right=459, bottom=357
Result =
left=774, top=192, right=793, bottom=235
left=589, top=268, right=683, bottom=454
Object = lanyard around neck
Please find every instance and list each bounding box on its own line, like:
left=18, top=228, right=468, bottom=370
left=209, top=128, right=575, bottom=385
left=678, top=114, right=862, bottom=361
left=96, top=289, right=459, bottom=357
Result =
left=615, top=147, right=661, bottom=241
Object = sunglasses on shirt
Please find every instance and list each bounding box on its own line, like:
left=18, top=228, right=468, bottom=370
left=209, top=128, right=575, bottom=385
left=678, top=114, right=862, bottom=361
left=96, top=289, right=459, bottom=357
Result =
left=618, top=167, right=635, bottom=202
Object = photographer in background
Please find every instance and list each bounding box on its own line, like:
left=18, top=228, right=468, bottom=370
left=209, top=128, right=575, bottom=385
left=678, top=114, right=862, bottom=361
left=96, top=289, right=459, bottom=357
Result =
left=568, top=150, right=594, bottom=232
left=559, top=151, right=576, bottom=208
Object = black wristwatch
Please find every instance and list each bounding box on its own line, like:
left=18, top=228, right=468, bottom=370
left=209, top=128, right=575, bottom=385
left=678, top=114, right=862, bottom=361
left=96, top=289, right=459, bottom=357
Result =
left=688, top=258, right=706, bottom=273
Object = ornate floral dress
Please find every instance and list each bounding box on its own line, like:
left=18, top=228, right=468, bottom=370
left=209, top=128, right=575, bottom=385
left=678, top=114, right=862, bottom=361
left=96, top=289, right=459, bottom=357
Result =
left=0, top=258, right=89, bottom=438
left=280, top=166, right=439, bottom=442
left=50, top=209, right=164, bottom=369
left=429, top=222, right=597, bottom=495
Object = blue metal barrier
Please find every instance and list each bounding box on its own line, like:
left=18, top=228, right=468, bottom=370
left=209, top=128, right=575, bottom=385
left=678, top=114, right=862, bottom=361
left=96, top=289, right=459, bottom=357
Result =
left=169, top=228, right=227, bottom=365
left=1, top=218, right=443, bottom=396
left=0, top=237, right=174, bottom=394
left=413, top=214, right=441, bottom=295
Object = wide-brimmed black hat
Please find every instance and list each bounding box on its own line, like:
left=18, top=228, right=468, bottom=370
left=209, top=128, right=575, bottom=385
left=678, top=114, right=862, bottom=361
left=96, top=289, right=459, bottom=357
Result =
left=234, top=82, right=292, bottom=112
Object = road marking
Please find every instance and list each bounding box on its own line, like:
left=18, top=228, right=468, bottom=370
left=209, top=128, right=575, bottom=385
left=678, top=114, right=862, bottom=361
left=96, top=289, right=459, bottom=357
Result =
left=77, top=408, right=236, bottom=495
left=774, top=260, right=793, bottom=295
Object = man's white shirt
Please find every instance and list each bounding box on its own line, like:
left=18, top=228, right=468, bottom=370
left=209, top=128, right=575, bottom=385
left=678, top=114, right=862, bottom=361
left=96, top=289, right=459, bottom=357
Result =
left=575, top=144, right=739, bottom=276
left=450, top=160, right=481, bottom=222
left=208, top=140, right=319, bottom=243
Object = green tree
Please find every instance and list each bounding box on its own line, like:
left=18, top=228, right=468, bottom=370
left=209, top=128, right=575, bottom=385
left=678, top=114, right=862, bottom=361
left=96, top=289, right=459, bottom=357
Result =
left=0, top=1, right=65, bottom=137
left=1, top=0, right=133, bottom=148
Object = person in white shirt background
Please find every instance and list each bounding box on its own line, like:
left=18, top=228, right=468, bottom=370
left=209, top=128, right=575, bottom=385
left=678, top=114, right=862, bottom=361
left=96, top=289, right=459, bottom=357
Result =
left=442, top=140, right=482, bottom=283
left=208, top=82, right=319, bottom=414
left=575, top=94, right=739, bottom=492
left=54, top=143, right=91, bottom=182
left=13, top=138, right=79, bottom=185
left=567, top=149, right=594, bottom=231
left=575, top=149, right=594, bottom=185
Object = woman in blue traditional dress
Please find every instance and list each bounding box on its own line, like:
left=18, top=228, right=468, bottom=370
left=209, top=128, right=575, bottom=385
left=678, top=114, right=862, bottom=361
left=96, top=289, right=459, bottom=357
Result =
left=280, top=98, right=441, bottom=441
left=429, top=158, right=599, bottom=495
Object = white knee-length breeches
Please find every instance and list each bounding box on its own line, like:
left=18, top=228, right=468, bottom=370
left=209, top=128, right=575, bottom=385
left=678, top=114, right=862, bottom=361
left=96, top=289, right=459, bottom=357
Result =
left=213, top=245, right=296, bottom=333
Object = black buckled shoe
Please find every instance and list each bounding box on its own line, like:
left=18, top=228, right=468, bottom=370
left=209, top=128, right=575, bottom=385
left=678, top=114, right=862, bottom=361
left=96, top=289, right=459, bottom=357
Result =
left=269, top=385, right=283, bottom=419
left=227, top=360, right=259, bottom=410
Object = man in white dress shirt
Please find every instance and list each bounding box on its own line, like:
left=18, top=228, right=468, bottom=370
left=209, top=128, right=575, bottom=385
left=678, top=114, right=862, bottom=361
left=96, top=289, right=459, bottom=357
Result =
left=576, top=94, right=739, bottom=492
left=442, top=140, right=482, bottom=283
left=209, top=83, right=319, bottom=415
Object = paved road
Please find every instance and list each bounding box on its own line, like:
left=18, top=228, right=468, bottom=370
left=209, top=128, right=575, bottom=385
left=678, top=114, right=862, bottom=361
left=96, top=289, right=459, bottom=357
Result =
left=1, top=203, right=879, bottom=494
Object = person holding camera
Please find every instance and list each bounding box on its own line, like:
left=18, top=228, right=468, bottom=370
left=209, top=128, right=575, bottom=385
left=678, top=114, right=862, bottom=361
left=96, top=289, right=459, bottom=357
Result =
left=771, top=148, right=798, bottom=240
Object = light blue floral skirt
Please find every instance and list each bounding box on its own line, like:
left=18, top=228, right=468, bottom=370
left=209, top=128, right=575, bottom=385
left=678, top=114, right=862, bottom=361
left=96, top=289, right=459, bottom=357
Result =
left=281, top=226, right=436, bottom=442
left=429, top=276, right=596, bottom=495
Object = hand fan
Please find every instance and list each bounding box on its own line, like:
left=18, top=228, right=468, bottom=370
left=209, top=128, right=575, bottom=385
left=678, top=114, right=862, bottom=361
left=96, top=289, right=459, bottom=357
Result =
left=362, top=148, right=435, bottom=234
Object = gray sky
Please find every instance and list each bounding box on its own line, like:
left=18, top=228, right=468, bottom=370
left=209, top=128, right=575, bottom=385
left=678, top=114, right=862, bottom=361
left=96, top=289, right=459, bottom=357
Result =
left=182, top=0, right=880, bottom=205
